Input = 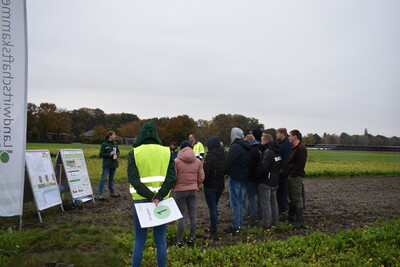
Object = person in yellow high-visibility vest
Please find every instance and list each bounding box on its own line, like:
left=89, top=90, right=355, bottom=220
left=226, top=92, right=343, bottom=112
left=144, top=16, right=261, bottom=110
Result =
left=189, top=134, right=205, bottom=160
left=128, top=122, right=176, bottom=267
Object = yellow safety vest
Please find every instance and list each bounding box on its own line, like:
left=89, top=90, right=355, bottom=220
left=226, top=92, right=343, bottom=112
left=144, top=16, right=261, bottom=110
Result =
left=193, top=142, right=205, bottom=159
left=130, top=144, right=171, bottom=200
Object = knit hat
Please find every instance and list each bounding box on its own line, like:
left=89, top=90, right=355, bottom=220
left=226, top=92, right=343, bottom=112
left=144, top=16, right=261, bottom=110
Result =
left=180, top=140, right=192, bottom=150
left=252, top=129, right=262, bottom=142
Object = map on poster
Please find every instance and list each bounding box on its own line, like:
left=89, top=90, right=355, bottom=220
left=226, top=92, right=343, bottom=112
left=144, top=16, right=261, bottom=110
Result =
left=58, top=149, right=93, bottom=199
left=25, top=150, right=62, bottom=211
left=134, top=198, right=183, bottom=228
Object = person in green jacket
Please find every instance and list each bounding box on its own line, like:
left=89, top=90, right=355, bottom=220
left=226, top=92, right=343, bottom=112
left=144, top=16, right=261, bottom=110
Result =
left=98, top=131, right=120, bottom=200
left=128, top=122, right=176, bottom=267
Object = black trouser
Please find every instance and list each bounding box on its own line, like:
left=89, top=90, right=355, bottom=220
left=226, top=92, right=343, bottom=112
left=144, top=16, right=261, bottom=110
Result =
left=277, top=173, right=288, bottom=214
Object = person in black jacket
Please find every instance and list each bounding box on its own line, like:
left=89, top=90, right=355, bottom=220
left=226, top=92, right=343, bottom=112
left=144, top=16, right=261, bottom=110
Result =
left=203, top=136, right=226, bottom=239
left=257, top=133, right=282, bottom=229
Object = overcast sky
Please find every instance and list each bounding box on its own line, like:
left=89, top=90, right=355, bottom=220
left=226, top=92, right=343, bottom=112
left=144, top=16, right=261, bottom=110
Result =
left=27, top=0, right=400, bottom=137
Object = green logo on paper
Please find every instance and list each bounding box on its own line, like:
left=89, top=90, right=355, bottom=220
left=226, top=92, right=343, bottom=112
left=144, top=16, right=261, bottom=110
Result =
left=0, top=151, right=10, bottom=163
left=153, top=205, right=171, bottom=219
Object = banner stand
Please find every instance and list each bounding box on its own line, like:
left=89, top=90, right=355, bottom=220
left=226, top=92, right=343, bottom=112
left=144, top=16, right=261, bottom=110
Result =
left=54, top=149, right=95, bottom=205
left=25, top=150, right=64, bottom=223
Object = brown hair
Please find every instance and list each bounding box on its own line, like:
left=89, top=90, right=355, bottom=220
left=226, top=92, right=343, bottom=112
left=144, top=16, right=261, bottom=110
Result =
left=276, top=128, right=288, bottom=135
left=262, top=133, right=273, bottom=143
left=105, top=131, right=115, bottom=140
left=289, top=129, right=302, bottom=141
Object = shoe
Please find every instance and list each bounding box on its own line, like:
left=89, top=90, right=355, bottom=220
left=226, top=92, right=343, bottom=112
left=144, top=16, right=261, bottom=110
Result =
left=210, top=231, right=219, bottom=240
left=224, top=226, right=240, bottom=234
left=174, top=241, right=183, bottom=247
left=98, top=195, right=105, bottom=201
left=187, top=238, right=195, bottom=247
left=110, top=192, right=120, bottom=197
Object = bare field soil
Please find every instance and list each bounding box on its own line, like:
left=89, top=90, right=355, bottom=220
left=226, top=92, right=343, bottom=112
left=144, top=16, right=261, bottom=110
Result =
left=6, top=176, right=400, bottom=247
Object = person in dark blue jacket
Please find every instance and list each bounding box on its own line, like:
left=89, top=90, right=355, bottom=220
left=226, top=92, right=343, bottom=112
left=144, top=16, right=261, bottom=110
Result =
left=224, top=127, right=251, bottom=234
left=276, top=128, right=292, bottom=218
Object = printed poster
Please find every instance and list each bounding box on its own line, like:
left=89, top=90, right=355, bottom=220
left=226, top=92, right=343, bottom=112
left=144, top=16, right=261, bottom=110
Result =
left=25, top=150, right=62, bottom=211
left=58, top=149, right=93, bottom=199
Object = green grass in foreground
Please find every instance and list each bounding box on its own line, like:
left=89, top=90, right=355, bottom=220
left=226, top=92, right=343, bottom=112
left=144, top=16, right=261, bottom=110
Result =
left=26, top=143, right=400, bottom=181
left=1, top=220, right=399, bottom=266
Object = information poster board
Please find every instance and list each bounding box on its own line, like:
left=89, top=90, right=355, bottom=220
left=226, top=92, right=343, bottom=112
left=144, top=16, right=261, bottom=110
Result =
left=55, top=149, right=93, bottom=200
left=25, top=150, right=63, bottom=217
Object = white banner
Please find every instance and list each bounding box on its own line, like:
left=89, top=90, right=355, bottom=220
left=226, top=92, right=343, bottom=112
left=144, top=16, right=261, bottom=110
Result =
left=0, top=0, right=28, bottom=216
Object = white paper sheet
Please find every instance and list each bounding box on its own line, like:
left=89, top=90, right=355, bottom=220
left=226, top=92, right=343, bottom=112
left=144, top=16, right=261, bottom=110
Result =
left=134, top=198, right=183, bottom=228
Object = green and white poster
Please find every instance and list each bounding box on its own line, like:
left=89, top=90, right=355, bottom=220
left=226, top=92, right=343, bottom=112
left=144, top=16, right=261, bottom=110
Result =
left=25, top=150, right=62, bottom=212
left=55, top=149, right=93, bottom=200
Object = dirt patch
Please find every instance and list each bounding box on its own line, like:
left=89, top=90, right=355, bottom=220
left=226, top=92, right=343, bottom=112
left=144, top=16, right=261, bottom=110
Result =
left=3, top=176, right=400, bottom=247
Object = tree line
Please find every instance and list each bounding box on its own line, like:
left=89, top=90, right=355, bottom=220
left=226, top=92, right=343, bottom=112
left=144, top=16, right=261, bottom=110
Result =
left=27, top=102, right=400, bottom=147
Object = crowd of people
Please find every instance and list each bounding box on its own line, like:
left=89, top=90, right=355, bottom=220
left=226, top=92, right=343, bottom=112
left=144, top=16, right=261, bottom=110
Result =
left=99, top=122, right=307, bottom=267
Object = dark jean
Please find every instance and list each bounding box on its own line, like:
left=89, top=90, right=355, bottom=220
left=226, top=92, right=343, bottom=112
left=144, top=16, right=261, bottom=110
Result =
left=246, top=181, right=259, bottom=220
left=203, top=187, right=224, bottom=232
left=258, top=183, right=279, bottom=228
left=131, top=200, right=167, bottom=267
left=174, top=190, right=198, bottom=241
left=98, top=167, right=116, bottom=195
left=277, top=173, right=288, bottom=213
left=228, top=177, right=246, bottom=229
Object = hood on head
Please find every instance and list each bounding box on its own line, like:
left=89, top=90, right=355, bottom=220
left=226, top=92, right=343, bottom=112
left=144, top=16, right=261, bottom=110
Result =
left=177, top=146, right=196, bottom=163
left=230, top=127, right=244, bottom=144
left=133, top=122, right=163, bottom=147
left=207, top=136, right=221, bottom=151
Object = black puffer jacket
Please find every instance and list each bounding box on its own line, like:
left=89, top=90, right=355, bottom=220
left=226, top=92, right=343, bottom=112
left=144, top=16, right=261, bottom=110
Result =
left=257, top=141, right=282, bottom=187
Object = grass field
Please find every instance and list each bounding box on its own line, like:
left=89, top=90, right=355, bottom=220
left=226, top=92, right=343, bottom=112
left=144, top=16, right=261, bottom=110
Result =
left=26, top=143, right=400, bottom=182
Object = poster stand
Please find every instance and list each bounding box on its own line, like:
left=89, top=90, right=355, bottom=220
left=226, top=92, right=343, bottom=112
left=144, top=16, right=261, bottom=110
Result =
left=54, top=149, right=95, bottom=204
left=25, top=150, right=64, bottom=223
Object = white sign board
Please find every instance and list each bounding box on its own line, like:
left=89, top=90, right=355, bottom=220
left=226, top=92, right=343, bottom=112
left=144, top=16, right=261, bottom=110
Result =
left=25, top=150, right=62, bottom=211
left=0, top=0, right=28, bottom=217
left=134, top=198, right=182, bottom=228
left=57, top=149, right=93, bottom=199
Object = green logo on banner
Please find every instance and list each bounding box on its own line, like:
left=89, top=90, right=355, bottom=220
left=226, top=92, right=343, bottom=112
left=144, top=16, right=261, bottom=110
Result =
left=153, top=205, right=171, bottom=219
left=0, top=151, right=10, bottom=163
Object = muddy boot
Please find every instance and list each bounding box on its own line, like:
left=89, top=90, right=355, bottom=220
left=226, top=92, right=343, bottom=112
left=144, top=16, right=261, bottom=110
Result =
left=295, top=208, right=304, bottom=229
left=287, top=205, right=296, bottom=223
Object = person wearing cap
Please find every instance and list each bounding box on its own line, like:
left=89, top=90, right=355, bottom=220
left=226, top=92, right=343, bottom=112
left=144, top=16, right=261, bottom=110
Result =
left=224, top=127, right=251, bottom=234
left=128, top=122, right=176, bottom=267
left=284, top=129, right=307, bottom=229
left=172, top=140, right=205, bottom=247
left=188, top=134, right=205, bottom=160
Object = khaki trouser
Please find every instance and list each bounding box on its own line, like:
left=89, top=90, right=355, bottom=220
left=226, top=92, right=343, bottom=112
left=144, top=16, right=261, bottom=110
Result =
left=287, top=176, right=304, bottom=209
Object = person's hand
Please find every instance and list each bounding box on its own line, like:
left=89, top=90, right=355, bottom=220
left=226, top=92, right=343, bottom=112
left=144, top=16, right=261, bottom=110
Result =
left=152, top=198, right=160, bottom=207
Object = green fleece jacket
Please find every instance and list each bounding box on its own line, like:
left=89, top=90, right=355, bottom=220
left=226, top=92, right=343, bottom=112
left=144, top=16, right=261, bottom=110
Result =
left=127, top=122, right=176, bottom=201
left=99, top=140, right=120, bottom=169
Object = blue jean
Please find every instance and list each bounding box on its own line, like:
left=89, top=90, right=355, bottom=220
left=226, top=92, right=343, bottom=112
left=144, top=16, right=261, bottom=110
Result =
left=258, top=183, right=279, bottom=228
left=228, top=177, right=246, bottom=229
left=246, top=181, right=259, bottom=220
left=131, top=200, right=167, bottom=267
left=98, top=167, right=116, bottom=195
left=204, top=187, right=224, bottom=232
